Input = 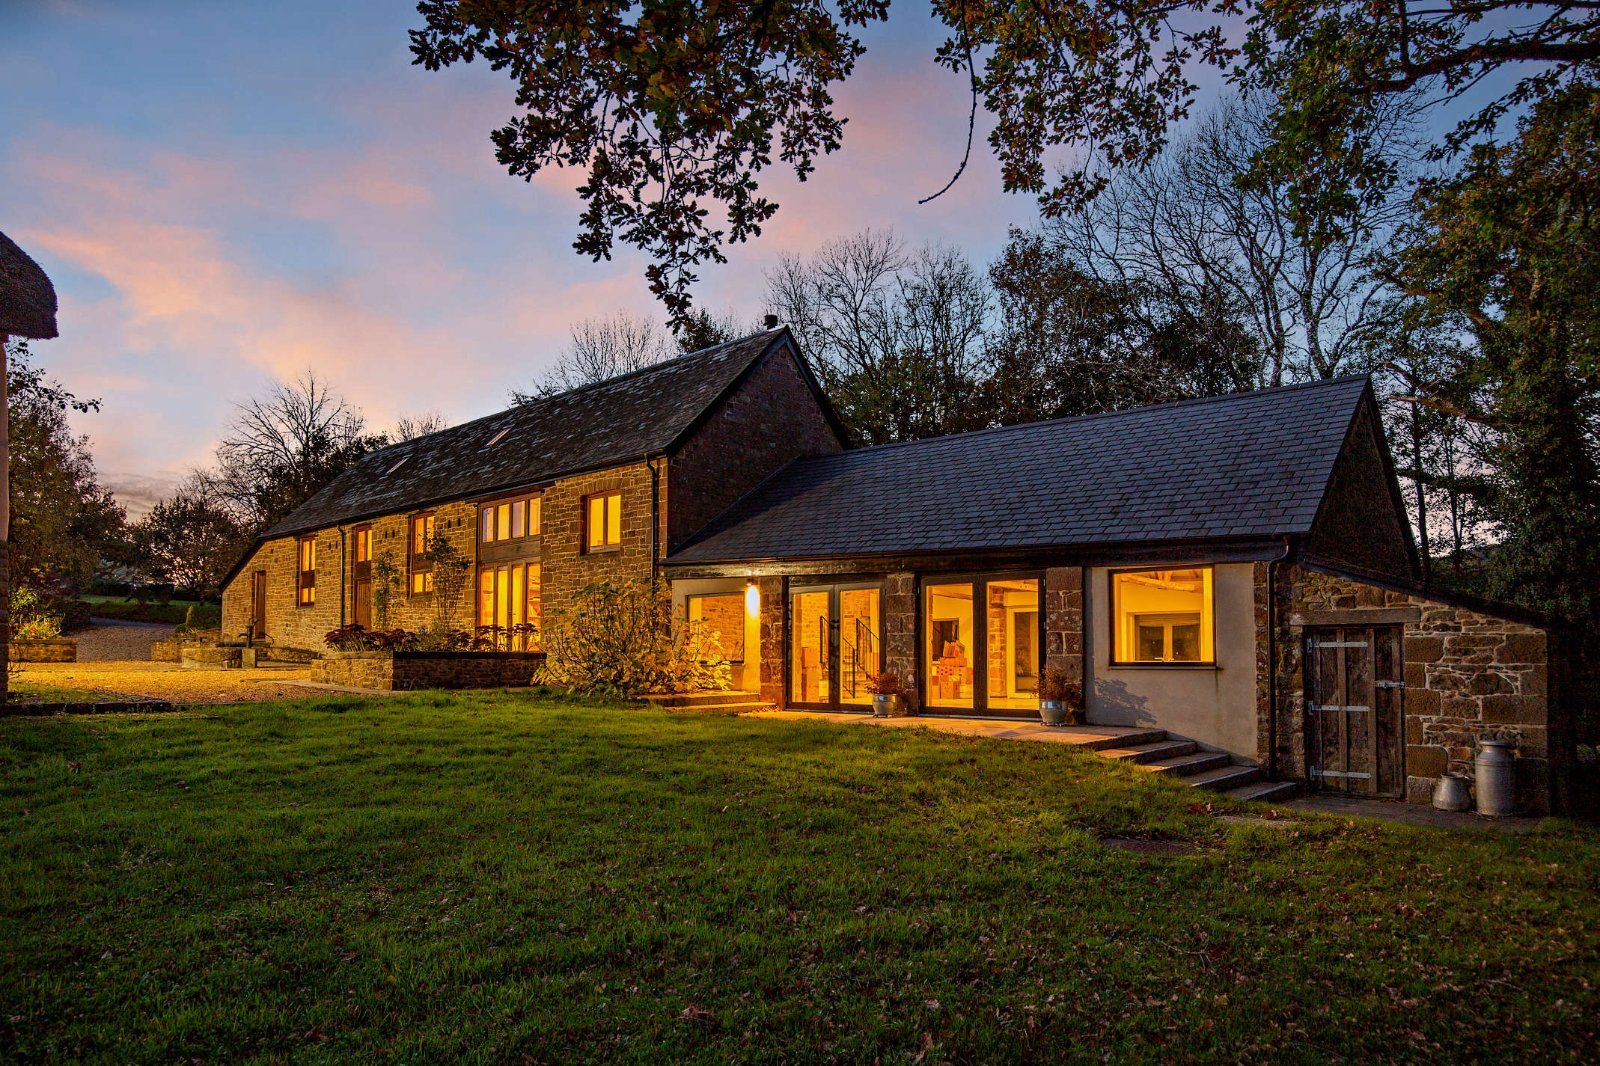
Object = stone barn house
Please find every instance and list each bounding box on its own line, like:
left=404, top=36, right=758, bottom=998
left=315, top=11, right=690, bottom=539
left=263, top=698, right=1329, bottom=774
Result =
left=221, top=328, right=1571, bottom=812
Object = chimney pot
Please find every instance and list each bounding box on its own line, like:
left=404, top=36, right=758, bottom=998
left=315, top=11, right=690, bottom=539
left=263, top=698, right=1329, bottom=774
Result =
left=763, top=313, right=779, bottom=330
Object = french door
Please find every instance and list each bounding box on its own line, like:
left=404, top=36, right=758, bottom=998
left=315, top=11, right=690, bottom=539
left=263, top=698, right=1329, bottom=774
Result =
left=922, top=573, right=1042, bottom=717
left=788, top=582, right=882, bottom=710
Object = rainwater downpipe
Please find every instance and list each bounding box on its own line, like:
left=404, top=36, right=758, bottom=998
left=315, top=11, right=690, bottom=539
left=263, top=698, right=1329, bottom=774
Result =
left=339, top=526, right=348, bottom=627
left=646, top=454, right=663, bottom=587
left=1266, top=536, right=1295, bottom=780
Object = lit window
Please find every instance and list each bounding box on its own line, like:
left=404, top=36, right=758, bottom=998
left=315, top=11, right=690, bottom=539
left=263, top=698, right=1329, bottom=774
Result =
left=409, top=513, right=435, bottom=595
left=477, top=561, right=541, bottom=651
left=1111, top=567, right=1214, bottom=664
left=478, top=495, right=541, bottom=543
left=585, top=492, right=622, bottom=551
left=297, top=535, right=317, bottom=607
left=353, top=526, right=371, bottom=563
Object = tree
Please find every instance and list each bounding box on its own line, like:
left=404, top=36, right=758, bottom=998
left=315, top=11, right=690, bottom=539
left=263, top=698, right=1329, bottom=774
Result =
left=1040, top=96, right=1406, bottom=389
left=766, top=231, right=992, bottom=443
left=391, top=412, right=450, bottom=442
left=213, top=371, right=383, bottom=531
left=4, top=340, right=126, bottom=609
left=513, top=310, right=674, bottom=402
left=1391, top=84, right=1600, bottom=623
left=411, top=1, right=1597, bottom=324
left=130, top=473, right=249, bottom=601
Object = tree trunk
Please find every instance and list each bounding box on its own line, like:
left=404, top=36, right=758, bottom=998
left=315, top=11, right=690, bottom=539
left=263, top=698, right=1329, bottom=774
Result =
left=1409, top=399, right=1430, bottom=582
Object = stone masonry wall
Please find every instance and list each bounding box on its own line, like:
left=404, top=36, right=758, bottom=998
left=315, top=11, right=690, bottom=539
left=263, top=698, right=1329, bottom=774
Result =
left=882, top=571, right=918, bottom=713
left=757, top=576, right=786, bottom=707
left=666, top=346, right=844, bottom=553
left=1044, top=567, right=1084, bottom=711
left=537, top=461, right=663, bottom=612
left=1277, top=564, right=1555, bottom=812
left=311, top=650, right=545, bottom=691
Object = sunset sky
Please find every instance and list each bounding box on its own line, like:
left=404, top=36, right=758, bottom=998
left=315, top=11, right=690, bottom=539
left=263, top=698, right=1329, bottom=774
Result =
left=2, top=0, right=1042, bottom=516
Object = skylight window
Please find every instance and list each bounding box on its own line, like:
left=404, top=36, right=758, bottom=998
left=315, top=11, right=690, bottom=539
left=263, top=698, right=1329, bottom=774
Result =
left=385, top=456, right=409, bottom=475
left=485, top=427, right=510, bottom=448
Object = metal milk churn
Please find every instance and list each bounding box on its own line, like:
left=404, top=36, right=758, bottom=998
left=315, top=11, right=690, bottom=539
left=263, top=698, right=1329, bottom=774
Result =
left=1475, top=739, right=1517, bottom=816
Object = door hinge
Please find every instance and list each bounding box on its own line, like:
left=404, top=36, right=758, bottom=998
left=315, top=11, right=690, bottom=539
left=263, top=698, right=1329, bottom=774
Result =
left=1309, top=639, right=1368, bottom=649
left=1374, top=680, right=1404, bottom=690
left=1310, top=704, right=1370, bottom=713
left=1311, top=769, right=1372, bottom=780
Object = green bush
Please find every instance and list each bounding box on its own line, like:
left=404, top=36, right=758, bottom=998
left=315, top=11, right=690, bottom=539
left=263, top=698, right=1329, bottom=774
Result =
left=79, top=600, right=198, bottom=625
left=11, top=588, right=62, bottom=640
left=537, top=581, right=730, bottom=697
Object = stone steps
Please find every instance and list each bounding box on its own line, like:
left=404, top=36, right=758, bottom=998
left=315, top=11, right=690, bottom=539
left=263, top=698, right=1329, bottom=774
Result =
left=1094, top=729, right=1299, bottom=803
left=1099, top=739, right=1198, bottom=764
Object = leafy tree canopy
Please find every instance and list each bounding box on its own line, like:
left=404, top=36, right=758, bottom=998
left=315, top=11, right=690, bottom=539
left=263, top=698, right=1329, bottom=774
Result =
left=411, top=0, right=1599, bottom=324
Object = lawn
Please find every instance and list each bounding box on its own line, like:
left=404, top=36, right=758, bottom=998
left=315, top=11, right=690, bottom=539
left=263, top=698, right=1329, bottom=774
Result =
left=2, top=694, right=1596, bottom=1062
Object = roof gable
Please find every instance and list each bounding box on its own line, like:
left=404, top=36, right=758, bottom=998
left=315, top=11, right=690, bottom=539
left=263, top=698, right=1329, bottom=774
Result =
left=261, top=328, right=791, bottom=539
left=666, top=376, right=1375, bottom=565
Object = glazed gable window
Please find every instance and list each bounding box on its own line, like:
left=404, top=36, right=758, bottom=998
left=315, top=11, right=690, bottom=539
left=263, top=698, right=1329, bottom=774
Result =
left=409, top=513, right=435, bottom=595
left=1110, top=567, right=1215, bottom=665
left=296, top=535, right=317, bottom=607
left=480, top=494, right=541, bottom=544
left=584, top=491, right=622, bottom=552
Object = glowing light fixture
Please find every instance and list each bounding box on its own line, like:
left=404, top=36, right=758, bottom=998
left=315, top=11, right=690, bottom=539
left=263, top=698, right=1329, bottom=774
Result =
left=745, top=582, right=760, bottom=618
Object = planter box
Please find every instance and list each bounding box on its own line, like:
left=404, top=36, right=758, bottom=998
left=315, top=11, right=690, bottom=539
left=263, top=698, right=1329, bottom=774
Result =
left=13, top=638, right=76, bottom=663
left=312, top=649, right=546, bottom=691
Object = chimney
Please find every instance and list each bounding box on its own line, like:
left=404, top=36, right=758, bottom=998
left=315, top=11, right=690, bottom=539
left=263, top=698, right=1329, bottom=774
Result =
left=763, top=313, right=779, bottom=330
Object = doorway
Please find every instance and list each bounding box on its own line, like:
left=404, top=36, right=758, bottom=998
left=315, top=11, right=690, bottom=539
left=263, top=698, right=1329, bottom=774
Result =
left=250, top=570, right=267, bottom=639
left=788, top=582, right=882, bottom=710
left=922, top=573, right=1042, bottom=717
left=1305, top=625, right=1405, bottom=797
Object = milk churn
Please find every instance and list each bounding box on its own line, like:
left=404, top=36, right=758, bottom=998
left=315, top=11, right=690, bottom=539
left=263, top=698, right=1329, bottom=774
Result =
left=1432, top=773, right=1471, bottom=812
left=1475, top=739, right=1517, bottom=816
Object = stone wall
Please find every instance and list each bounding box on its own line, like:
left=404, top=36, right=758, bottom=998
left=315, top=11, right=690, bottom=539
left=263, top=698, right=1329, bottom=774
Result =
left=12, top=638, right=75, bottom=663
left=1302, top=400, right=1417, bottom=583
left=882, top=571, right=918, bottom=713
left=312, top=650, right=545, bottom=691
left=1275, top=563, right=1557, bottom=812
left=1043, top=567, right=1084, bottom=707
left=666, top=346, right=844, bottom=552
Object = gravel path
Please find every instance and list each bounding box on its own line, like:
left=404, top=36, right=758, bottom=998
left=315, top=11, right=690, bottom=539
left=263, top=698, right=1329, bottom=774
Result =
left=15, top=661, right=339, bottom=704
left=72, top=618, right=177, bottom=662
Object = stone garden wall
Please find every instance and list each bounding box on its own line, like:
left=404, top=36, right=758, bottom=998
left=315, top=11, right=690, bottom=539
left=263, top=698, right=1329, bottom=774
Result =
left=1275, top=562, right=1558, bottom=812
left=312, top=650, right=545, bottom=691
left=12, top=638, right=76, bottom=663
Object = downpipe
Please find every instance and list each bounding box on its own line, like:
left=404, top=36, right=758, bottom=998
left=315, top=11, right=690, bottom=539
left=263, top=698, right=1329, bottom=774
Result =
left=1266, top=537, right=1295, bottom=781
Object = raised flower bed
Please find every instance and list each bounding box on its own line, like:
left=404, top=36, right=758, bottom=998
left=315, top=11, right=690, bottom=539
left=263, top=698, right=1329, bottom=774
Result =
left=11, top=637, right=77, bottom=663
left=312, top=649, right=546, bottom=691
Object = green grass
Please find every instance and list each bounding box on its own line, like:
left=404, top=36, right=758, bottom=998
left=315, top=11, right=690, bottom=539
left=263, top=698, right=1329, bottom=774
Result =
left=2, top=694, right=1596, bottom=1062
left=8, top=682, right=119, bottom=704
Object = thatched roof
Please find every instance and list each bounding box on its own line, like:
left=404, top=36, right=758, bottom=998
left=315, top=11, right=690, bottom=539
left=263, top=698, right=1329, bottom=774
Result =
left=0, top=230, right=59, bottom=340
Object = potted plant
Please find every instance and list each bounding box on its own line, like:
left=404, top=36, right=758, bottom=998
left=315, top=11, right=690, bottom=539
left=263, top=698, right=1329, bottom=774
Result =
left=1038, top=663, right=1079, bottom=726
left=865, top=669, right=905, bottom=717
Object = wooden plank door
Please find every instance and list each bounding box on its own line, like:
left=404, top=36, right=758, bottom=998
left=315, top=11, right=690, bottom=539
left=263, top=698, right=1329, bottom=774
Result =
left=352, top=577, right=372, bottom=629
left=250, top=570, right=268, bottom=639
left=1305, top=625, right=1404, bottom=797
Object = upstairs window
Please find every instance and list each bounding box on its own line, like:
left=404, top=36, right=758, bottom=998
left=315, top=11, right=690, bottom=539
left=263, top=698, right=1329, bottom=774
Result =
left=353, top=525, right=371, bottom=564
left=297, top=535, right=317, bottom=607
left=409, top=513, right=435, bottom=595
left=584, top=491, right=623, bottom=552
left=480, top=495, right=541, bottom=544
left=1111, top=567, right=1215, bottom=665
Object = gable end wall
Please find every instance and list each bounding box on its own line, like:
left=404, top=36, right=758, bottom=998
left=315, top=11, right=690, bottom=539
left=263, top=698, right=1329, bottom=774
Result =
left=667, top=347, right=845, bottom=552
left=1304, top=400, right=1416, bottom=582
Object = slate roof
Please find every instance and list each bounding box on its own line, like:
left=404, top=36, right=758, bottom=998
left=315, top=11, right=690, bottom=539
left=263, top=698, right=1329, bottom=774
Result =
left=262, top=328, right=791, bottom=539
left=666, top=375, right=1374, bottom=565
left=0, top=230, right=59, bottom=339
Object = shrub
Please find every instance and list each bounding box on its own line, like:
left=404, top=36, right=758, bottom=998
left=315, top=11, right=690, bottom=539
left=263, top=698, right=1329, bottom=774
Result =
left=323, top=624, right=420, bottom=651
left=179, top=603, right=222, bottom=632
left=1039, top=662, right=1082, bottom=705
left=865, top=669, right=905, bottom=696
left=11, top=588, right=63, bottom=640
left=536, top=581, right=730, bottom=697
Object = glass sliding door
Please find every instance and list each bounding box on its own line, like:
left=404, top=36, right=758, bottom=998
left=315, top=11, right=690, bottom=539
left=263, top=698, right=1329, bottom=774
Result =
left=790, top=589, right=832, bottom=705
left=925, top=582, right=975, bottom=709
left=922, top=573, right=1043, bottom=716
left=788, top=582, right=883, bottom=710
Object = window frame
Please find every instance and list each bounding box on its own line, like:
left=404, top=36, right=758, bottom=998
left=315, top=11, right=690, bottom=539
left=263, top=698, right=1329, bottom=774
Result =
left=916, top=570, right=1045, bottom=716
left=352, top=524, right=372, bottom=565
left=1107, top=564, right=1217, bottom=668
left=408, top=512, right=436, bottom=597
left=478, top=492, right=542, bottom=546
left=582, top=490, right=623, bottom=553
left=296, top=534, right=317, bottom=608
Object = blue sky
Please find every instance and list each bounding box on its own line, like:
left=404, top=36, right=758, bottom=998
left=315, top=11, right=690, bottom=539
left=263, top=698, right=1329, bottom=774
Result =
left=2, top=0, right=1044, bottom=514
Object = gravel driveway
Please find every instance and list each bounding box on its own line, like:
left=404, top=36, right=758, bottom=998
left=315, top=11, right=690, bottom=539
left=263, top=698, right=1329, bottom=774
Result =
left=72, top=618, right=177, bottom=662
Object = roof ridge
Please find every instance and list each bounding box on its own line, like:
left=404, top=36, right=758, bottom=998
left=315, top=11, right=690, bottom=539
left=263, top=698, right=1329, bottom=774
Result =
left=812, top=373, right=1371, bottom=463
left=360, top=327, right=784, bottom=460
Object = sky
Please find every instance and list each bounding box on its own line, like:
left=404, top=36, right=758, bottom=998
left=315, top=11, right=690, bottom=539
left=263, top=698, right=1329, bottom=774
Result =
left=1, top=0, right=1044, bottom=517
